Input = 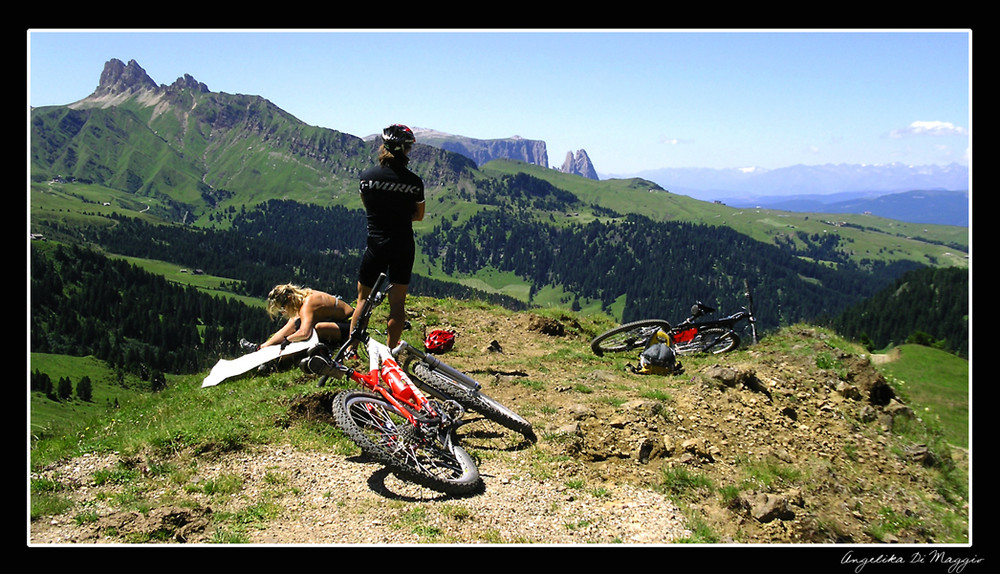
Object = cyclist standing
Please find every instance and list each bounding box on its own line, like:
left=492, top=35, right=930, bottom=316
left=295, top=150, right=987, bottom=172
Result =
left=350, top=124, right=425, bottom=349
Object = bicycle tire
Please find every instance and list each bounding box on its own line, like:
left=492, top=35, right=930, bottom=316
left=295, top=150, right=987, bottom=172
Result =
left=408, top=360, right=536, bottom=444
left=673, top=327, right=740, bottom=355
left=331, top=390, right=482, bottom=495
left=591, top=320, right=672, bottom=356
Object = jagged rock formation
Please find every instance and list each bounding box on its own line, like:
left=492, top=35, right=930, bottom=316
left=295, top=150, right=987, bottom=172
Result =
left=559, top=149, right=599, bottom=180
left=72, top=61, right=591, bottom=183
left=411, top=128, right=549, bottom=168
left=94, top=58, right=159, bottom=96
left=72, top=58, right=210, bottom=111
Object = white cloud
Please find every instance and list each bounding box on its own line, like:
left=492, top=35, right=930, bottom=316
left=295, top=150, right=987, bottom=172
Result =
left=889, top=121, right=969, bottom=138
left=659, top=136, right=693, bottom=145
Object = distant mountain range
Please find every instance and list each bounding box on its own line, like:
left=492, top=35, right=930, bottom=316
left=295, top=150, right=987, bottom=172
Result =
left=605, top=163, right=970, bottom=226
left=620, top=163, right=969, bottom=198
left=409, top=131, right=970, bottom=225
left=731, top=189, right=969, bottom=227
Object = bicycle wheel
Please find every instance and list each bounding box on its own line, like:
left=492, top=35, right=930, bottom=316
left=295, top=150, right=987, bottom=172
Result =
left=673, top=328, right=740, bottom=355
left=591, top=320, right=672, bottom=356
left=408, top=360, right=536, bottom=446
left=331, top=390, right=482, bottom=495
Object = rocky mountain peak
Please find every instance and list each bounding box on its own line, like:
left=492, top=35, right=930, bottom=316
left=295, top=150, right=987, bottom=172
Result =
left=410, top=128, right=549, bottom=168
left=94, top=59, right=159, bottom=97
left=560, top=149, right=599, bottom=180
left=84, top=59, right=210, bottom=106
left=168, top=73, right=210, bottom=94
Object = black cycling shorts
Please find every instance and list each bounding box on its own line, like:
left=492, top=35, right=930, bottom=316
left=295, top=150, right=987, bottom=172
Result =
left=358, top=235, right=415, bottom=287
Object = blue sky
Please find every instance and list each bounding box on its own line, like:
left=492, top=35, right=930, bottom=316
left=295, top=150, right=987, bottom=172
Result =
left=27, top=29, right=971, bottom=175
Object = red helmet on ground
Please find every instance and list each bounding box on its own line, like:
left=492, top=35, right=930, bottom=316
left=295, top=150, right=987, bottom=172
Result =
left=424, top=329, right=456, bottom=354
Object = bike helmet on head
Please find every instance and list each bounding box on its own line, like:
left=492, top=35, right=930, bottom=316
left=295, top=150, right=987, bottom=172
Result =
left=382, top=124, right=416, bottom=152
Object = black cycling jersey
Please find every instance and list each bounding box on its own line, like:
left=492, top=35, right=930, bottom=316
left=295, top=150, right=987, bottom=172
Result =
left=358, top=159, right=425, bottom=241
left=357, top=158, right=425, bottom=286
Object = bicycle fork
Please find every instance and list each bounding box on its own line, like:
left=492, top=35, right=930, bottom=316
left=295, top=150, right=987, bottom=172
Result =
left=394, top=341, right=482, bottom=392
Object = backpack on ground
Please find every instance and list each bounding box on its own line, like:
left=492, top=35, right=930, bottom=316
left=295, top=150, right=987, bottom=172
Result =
left=628, top=342, right=684, bottom=375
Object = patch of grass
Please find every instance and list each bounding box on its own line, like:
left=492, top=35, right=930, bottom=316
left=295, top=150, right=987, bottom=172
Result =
left=439, top=504, right=473, bottom=522
left=563, top=518, right=593, bottom=531
left=674, top=510, right=720, bottom=544
left=210, top=527, right=252, bottom=544
left=815, top=351, right=846, bottom=377
left=737, top=455, right=803, bottom=489
left=31, top=369, right=328, bottom=472
left=876, top=344, right=968, bottom=448
left=191, top=474, right=243, bottom=496
left=92, top=463, right=140, bottom=486
left=640, top=388, right=673, bottom=402
left=30, top=479, right=74, bottom=520
left=232, top=499, right=283, bottom=526
left=392, top=506, right=445, bottom=540
left=655, top=466, right=714, bottom=499
left=516, top=378, right=546, bottom=391
left=73, top=510, right=100, bottom=525
left=866, top=506, right=925, bottom=542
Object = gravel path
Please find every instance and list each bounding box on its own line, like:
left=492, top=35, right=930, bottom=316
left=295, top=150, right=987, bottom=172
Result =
left=30, top=443, right=692, bottom=545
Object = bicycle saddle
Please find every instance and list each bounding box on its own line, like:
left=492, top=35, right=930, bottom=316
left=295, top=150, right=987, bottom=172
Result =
left=691, top=302, right=716, bottom=317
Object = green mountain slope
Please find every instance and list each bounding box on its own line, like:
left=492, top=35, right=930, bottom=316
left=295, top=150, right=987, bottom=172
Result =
left=31, top=59, right=967, bottom=267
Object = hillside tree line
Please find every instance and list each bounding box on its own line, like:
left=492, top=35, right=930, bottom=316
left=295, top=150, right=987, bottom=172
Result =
left=420, top=210, right=926, bottom=332
left=30, top=242, right=273, bottom=379
left=30, top=201, right=529, bottom=379
left=830, top=266, right=968, bottom=358
left=31, top=198, right=964, bottom=383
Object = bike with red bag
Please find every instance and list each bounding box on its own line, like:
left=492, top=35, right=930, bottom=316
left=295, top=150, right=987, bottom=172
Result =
left=591, top=279, right=758, bottom=358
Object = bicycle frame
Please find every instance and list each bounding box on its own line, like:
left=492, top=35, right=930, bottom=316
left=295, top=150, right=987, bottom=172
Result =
left=342, top=337, right=439, bottom=428
left=310, top=272, right=445, bottom=428
left=672, top=308, right=751, bottom=339
left=672, top=280, right=757, bottom=347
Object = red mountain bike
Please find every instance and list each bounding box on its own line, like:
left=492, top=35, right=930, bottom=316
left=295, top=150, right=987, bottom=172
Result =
left=300, top=273, right=481, bottom=495
left=591, top=279, right=758, bottom=357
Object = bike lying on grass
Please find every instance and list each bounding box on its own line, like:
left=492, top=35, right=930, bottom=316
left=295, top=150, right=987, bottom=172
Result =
left=300, top=273, right=481, bottom=495
left=591, top=279, right=758, bottom=357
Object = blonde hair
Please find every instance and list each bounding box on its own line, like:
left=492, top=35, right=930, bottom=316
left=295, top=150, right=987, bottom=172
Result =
left=378, top=143, right=411, bottom=167
left=266, top=284, right=312, bottom=318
